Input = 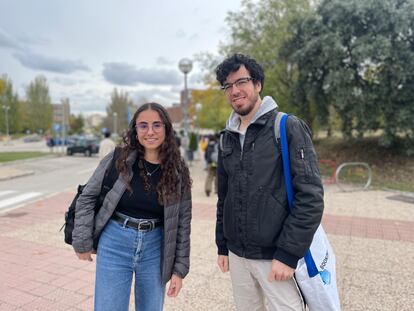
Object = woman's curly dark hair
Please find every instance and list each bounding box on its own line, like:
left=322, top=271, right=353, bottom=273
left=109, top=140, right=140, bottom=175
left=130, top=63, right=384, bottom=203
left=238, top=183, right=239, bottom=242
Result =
left=116, top=102, right=192, bottom=204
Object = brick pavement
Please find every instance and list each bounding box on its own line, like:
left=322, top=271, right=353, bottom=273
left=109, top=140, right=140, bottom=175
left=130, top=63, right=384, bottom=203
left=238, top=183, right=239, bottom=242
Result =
left=191, top=202, right=414, bottom=242
left=1, top=176, right=414, bottom=309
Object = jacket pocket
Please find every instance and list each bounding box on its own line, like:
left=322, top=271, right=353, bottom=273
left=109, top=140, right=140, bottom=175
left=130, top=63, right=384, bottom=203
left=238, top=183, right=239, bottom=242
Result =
left=250, top=188, right=288, bottom=247
left=294, top=146, right=320, bottom=183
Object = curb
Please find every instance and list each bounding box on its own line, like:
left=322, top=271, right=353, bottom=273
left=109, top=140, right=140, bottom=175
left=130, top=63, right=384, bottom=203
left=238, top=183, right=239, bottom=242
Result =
left=0, top=170, right=35, bottom=181
left=0, top=153, right=59, bottom=167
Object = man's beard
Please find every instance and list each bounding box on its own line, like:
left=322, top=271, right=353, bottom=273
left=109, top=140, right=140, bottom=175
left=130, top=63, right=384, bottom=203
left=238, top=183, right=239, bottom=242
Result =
left=233, top=94, right=259, bottom=116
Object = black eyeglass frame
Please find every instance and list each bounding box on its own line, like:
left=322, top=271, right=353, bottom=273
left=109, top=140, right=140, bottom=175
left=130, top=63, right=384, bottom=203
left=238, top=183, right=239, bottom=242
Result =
left=221, top=77, right=254, bottom=92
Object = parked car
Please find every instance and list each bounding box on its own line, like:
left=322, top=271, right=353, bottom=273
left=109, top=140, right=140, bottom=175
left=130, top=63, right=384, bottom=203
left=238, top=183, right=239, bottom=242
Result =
left=23, top=134, right=42, bottom=143
left=66, top=138, right=99, bottom=156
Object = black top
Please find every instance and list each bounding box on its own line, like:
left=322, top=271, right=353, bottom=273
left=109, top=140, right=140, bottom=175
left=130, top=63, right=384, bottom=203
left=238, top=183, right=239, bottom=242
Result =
left=115, top=160, right=164, bottom=220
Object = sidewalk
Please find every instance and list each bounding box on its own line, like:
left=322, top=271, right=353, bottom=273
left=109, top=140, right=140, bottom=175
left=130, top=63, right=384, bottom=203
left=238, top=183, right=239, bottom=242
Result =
left=0, top=167, right=34, bottom=181
left=0, top=159, right=413, bottom=310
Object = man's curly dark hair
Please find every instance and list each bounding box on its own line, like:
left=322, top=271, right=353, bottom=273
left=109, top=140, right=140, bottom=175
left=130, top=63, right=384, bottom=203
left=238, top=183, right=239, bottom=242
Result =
left=116, top=102, right=192, bottom=204
left=215, top=53, right=265, bottom=91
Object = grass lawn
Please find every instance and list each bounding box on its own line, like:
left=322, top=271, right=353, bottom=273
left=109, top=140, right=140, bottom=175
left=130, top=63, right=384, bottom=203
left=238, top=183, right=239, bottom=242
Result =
left=314, top=137, right=414, bottom=193
left=0, top=152, right=49, bottom=163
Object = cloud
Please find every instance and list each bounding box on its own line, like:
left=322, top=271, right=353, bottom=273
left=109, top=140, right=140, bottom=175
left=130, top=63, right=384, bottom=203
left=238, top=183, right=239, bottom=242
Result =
left=0, top=28, right=22, bottom=50
left=130, top=88, right=178, bottom=103
left=102, top=62, right=181, bottom=86
left=13, top=51, right=90, bottom=74
left=176, top=29, right=186, bottom=39
left=0, top=27, right=50, bottom=52
left=52, top=76, right=86, bottom=86
left=156, top=56, right=175, bottom=66
left=188, top=33, right=199, bottom=41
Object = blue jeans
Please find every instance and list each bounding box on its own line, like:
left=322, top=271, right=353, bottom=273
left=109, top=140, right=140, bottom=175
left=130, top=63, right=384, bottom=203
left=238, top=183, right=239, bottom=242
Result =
left=95, top=219, right=165, bottom=311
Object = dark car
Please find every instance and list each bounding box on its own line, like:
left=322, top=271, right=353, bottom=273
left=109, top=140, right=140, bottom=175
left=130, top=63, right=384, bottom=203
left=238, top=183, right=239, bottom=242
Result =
left=66, top=138, right=99, bottom=157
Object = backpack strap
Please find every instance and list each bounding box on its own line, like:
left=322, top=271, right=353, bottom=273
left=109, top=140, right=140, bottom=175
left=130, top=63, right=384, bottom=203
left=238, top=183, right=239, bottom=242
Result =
left=279, top=114, right=319, bottom=278
left=279, top=114, right=294, bottom=210
left=274, top=111, right=287, bottom=140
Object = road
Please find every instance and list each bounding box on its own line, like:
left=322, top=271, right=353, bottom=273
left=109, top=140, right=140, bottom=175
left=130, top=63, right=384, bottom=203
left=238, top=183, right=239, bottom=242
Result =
left=0, top=137, right=67, bottom=153
left=0, top=155, right=100, bottom=213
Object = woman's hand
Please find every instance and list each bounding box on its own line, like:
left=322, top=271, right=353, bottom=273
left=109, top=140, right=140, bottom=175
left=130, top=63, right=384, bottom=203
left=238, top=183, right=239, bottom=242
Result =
left=167, top=274, right=182, bottom=297
left=75, top=251, right=93, bottom=262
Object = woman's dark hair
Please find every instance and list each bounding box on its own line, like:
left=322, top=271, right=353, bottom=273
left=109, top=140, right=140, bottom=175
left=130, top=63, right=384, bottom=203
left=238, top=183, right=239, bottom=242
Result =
left=215, top=53, right=265, bottom=91
left=116, top=102, right=192, bottom=204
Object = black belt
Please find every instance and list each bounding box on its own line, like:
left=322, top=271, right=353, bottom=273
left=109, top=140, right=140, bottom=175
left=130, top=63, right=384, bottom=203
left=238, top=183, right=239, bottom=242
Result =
left=112, top=213, right=162, bottom=232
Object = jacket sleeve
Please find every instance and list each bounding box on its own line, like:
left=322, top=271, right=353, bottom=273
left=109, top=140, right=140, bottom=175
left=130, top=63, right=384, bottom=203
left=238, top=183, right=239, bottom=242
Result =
left=72, top=151, right=114, bottom=253
left=273, top=116, right=324, bottom=268
left=172, top=186, right=192, bottom=279
left=215, top=142, right=229, bottom=256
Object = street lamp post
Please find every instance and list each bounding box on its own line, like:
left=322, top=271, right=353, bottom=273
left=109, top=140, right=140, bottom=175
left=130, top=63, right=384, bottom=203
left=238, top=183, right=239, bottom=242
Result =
left=113, top=112, right=118, bottom=135
left=2, top=102, right=10, bottom=145
left=178, top=58, right=193, bottom=161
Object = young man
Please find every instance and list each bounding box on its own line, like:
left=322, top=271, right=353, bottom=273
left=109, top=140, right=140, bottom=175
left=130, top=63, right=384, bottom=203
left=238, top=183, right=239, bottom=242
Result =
left=99, top=131, right=116, bottom=159
left=215, top=54, right=324, bottom=310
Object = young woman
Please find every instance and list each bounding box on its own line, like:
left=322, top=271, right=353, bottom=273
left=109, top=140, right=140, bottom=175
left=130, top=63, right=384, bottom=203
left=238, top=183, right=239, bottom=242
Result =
left=72, top=103, right=192, bottom=311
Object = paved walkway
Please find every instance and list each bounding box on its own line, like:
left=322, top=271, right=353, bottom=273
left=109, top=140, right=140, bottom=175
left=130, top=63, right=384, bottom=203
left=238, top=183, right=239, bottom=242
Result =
left=0, top=159, right=413, bottom=310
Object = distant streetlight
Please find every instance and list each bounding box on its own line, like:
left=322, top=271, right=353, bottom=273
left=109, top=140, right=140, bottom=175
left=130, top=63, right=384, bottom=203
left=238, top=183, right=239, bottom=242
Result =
left=1, top=94, right=10, bottom=144
left=178, top=58, right=193, bottom=161
left=113, top=112, right=118, bottom=135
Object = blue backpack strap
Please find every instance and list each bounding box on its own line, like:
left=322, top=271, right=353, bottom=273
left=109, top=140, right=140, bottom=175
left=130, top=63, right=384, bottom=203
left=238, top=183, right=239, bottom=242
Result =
left=279, top=114, right=319, bottom=278
left=279, top=114, right=294, bottom=209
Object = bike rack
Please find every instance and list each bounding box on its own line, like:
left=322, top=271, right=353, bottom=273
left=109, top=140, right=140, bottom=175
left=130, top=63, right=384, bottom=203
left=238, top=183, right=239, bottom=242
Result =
left=335, top=162, right=372, bottom=191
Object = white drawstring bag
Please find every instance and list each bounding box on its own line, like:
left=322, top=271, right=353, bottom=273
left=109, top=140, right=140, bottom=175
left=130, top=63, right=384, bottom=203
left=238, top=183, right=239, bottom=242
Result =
left=294, top=225, right=340, bottom=311
left=277, top=112, right=341, bottom=311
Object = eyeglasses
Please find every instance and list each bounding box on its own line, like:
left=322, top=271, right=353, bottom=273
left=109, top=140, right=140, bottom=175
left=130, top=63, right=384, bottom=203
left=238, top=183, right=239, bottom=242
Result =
left=136, top=121, right=165, bottom=133
left=221, top=77, right=254, bottom=93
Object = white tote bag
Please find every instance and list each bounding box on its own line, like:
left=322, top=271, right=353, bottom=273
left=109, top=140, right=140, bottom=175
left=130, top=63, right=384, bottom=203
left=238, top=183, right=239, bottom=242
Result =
left=278, top=113, right=341, bottom=311
left=294, top=226, right=341, bottom=311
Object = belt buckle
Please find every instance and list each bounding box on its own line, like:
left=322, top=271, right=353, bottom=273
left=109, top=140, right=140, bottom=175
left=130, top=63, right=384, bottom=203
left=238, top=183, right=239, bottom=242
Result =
left=138, top=220, right=153, bottom=231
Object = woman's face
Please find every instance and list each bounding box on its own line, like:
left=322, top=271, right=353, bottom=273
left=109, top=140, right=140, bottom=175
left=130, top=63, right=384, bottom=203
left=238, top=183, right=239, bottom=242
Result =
left=135, top=109, right=166, bottom=152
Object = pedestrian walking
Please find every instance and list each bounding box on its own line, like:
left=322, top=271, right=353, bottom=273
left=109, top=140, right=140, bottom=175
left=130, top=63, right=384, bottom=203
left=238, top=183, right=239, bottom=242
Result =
left=215, top=54, right=324, bottom=311
left=98, top=130, right=116, bottom=159
left=204, top=134, right=218, bottom=196
left=72, top=102, right=192, bottom=311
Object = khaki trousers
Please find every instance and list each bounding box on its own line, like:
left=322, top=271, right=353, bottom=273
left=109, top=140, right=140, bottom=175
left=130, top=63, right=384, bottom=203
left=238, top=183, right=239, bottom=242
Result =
left=229, top=251, right=305, bottom=311
left=204, top=164, right=217, bottom=194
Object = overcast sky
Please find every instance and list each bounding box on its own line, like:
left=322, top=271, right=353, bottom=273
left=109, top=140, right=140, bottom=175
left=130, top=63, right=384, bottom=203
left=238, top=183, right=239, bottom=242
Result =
left=0, top=0, right=242, bottom=114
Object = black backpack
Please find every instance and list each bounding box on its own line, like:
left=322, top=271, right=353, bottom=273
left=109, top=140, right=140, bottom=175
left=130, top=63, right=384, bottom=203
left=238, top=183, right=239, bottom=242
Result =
left=61, top=147, right=121, bottom=248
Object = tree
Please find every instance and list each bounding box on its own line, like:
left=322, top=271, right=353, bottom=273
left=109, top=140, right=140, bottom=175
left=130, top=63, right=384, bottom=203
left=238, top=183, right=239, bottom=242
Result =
left=191, top=87, right=232, bottom=131
left=26, top=75, right=53, bottom=133
left=103, top=88, right=133, bottom=135
left=284, top=0, right=414, bottom=148
left=0, top=75, right=21, bottom=135
left=69, top=113, right=85, bottom=135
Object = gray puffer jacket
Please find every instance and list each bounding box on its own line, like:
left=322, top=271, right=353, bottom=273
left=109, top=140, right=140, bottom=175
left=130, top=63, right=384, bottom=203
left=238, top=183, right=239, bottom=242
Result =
left=72, top=149, right=192, bottom=284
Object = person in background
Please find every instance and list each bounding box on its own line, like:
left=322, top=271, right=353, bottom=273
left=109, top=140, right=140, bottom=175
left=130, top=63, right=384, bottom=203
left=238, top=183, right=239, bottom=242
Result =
left=200, top=135, right=209, bottom=170
left=204, top=134, right=219, bottom=197
left=99, top=131, right=116, bottom=159
left=72, top=103, right=192, bottom=311
left=215, top=54, right=324, bottom=311
left=47, top=135, right=55, bottom=152
left=174, top=130, right=181, bottom=148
